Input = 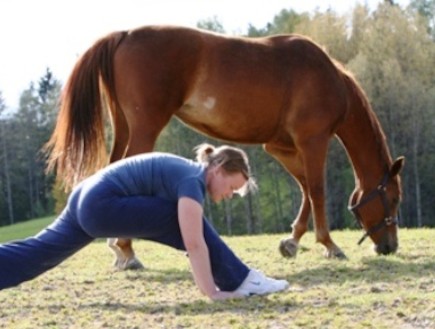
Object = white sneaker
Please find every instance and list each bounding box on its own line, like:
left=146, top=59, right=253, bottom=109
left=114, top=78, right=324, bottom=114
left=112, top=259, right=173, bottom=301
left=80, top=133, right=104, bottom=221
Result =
left=235, top=269, right=289, bottom=296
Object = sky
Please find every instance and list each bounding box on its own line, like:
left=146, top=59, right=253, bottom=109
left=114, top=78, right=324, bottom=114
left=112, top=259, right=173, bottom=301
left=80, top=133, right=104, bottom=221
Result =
left=0, top=0, right=410, bottom=110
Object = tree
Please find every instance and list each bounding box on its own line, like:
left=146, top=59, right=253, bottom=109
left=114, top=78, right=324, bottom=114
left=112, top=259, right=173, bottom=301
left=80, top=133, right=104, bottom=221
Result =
left=0, top=69, right=61, bottom=225
left=348, top=3, right=435, bottom=227
left=197, top=16, right=225, bottom=34
left=247, top=9, right=308, bottom=37
left=293, top=9, right=351, bottom=63
left=0, top=93, right=14, bottom=225
left=410, top=0, right=435, bottom=39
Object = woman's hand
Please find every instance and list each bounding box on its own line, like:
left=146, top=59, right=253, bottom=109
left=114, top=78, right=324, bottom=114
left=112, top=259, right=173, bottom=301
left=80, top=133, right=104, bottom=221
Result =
left=178, top=197, right=219, bottom=297
left=178, top=197, right=248, bottom=301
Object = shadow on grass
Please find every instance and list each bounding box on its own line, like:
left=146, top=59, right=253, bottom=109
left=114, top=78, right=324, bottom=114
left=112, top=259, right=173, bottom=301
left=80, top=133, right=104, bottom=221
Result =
left=76, top=295, right=297, bottom=315
left=118, top=267, right=192, bottom=283
left=285, top=256, right=435, bottom=287
left=68, top=268, right=299, bottom=315
left=108, top=253, right=435, bottom=299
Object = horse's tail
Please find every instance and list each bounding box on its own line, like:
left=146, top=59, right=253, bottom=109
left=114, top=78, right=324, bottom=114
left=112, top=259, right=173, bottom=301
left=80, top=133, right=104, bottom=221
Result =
left=45, top=31, right=127, bottom=190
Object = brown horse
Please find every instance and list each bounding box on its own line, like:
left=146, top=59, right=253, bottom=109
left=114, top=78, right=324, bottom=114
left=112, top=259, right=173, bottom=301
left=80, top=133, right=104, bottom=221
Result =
left=46, top=25, right=404, bottom=270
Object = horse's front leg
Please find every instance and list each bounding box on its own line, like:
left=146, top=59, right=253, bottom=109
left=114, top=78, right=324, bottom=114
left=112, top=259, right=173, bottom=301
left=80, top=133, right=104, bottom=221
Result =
left=279, top=188, right=311, bottom=258
left=264, top=144, right=310, bottom=258
left=299, top=137, right=347, bottom=259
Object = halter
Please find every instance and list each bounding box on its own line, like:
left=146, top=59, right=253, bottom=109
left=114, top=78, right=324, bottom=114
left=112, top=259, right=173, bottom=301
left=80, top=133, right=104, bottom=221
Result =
left=348, top=172, right=399, bottom=245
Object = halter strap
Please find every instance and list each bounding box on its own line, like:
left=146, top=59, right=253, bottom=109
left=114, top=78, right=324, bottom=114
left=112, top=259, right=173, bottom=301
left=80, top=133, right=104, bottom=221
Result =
left=349, top=171, right=399, bottom=245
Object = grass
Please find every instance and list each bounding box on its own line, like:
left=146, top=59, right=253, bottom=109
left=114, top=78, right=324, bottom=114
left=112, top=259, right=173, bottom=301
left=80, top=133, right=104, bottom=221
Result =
left=0, top=220, right=434, bottom=329
left=0, top=216, right=55, bottom=243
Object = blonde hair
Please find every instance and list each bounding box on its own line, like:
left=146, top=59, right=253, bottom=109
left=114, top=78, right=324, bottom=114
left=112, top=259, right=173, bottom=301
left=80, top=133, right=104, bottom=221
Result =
left=194, top=143, right=257, bottom=195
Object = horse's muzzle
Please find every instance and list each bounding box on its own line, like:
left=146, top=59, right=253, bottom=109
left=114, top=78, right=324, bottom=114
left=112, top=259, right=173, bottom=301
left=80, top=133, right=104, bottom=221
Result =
left=375, top=238, right=398, bottom=255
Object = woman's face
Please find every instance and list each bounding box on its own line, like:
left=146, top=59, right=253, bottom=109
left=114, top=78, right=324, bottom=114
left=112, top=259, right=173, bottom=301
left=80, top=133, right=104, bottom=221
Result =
left=207, top=167, right=247, bottom=203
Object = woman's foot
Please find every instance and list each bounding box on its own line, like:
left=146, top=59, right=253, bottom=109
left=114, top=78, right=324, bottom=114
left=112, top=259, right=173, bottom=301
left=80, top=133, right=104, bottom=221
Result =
left=235, top=269, right=289, bottom=296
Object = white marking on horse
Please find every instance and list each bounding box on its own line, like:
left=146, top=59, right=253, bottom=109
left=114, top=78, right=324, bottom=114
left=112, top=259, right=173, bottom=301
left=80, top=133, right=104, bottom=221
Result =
left=203, top=97, right=216, bottom=110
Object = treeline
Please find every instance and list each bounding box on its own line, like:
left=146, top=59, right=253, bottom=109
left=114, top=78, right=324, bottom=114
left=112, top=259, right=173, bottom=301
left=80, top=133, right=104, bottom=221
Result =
left=0, top=70, right=61, bottom=224
left=0, top=1, right=434, bottom=234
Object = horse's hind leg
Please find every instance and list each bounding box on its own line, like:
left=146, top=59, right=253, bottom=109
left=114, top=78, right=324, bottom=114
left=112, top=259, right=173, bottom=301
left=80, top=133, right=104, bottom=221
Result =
left=264, top=143, right=311, bottom=258
left=106, top=104, right=147, bottom=271
left=108, top=238, right=144, bottom=270
left=110, top=106, right=174, bottom=270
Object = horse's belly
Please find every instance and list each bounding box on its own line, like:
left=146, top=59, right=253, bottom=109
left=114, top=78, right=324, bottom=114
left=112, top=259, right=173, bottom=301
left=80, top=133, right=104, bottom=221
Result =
left=176, top=95, right=280, bottom=143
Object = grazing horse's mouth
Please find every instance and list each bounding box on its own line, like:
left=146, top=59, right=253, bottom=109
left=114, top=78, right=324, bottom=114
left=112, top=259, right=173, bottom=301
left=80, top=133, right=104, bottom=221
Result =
left=374, top=234, right=398, bottom=255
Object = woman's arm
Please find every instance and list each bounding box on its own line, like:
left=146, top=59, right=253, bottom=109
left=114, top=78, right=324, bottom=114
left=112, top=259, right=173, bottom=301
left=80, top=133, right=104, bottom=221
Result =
left=177, top=197, right=240, bottom=300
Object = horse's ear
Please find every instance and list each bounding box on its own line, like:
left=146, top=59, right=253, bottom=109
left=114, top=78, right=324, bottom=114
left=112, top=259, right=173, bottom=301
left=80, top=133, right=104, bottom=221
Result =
left=390, top=156, right=405, bottom=177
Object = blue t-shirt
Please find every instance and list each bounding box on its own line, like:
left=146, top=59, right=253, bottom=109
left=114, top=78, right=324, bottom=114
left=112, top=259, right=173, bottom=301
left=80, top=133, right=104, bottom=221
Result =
left=96, top=153, right=207, bottom=205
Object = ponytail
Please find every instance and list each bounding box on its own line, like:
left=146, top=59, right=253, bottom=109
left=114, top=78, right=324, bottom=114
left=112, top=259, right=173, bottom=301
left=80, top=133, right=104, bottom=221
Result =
left=194, top=143, right=215, bottom=164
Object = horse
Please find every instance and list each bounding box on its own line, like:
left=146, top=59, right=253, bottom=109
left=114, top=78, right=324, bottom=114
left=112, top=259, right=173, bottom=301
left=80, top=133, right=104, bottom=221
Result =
left=45, top=25, right=404, bottom=270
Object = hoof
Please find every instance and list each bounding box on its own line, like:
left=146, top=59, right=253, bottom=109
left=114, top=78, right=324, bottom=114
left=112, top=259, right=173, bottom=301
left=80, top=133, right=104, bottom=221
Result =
left=324, top=248, right=347, bottom=260
left=279, top=238, right=298, bottom=258
left=123, top=257, right=145, bottom=270
left=114, top=257, right=145, bottom=271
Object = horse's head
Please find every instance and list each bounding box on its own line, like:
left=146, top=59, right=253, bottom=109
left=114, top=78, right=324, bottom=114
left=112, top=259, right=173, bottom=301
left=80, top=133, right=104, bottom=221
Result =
left=349, top=157, right=405, bottom=255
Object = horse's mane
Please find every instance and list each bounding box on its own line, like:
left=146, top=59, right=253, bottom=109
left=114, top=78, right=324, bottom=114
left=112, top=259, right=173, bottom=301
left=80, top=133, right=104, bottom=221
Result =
left=293, top=36, right=392, bottom=167
left=334, top=59, right=393, bottom=168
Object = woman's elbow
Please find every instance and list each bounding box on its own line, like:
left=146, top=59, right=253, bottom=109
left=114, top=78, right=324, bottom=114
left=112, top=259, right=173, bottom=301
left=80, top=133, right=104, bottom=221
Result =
left=184, top=239, right=203, bottom=253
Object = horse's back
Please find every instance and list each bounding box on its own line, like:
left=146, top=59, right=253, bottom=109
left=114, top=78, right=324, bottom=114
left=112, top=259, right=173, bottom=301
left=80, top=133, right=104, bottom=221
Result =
left=113, top=26, right=348, bottom=143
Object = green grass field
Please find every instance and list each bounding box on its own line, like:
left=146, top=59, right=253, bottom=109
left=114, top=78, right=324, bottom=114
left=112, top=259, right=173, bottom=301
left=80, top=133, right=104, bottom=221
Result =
left=0, top=216, right=55, bottom=243
left=0, top=219, right=434, bottom=329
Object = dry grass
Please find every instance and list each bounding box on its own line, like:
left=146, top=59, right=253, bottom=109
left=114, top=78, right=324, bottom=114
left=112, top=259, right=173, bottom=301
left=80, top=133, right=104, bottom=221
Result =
left=0, top=229, right=434, bottom=328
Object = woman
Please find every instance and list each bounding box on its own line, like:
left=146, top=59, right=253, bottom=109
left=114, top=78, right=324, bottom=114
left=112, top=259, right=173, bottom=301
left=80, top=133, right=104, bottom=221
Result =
left=0, top=144, right=289, bottom=300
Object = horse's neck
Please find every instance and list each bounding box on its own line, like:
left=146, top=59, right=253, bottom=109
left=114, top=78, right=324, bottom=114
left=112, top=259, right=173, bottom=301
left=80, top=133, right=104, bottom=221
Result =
left=336, top=91, right=392, bottom=190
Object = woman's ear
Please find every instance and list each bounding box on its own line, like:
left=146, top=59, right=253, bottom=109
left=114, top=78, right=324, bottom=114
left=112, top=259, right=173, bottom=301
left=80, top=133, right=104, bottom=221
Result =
left=206, top=165, right=220, bottom=182
left=208, top=165, right=217, bottom=176
left=211, top=164, right=224, bottom=176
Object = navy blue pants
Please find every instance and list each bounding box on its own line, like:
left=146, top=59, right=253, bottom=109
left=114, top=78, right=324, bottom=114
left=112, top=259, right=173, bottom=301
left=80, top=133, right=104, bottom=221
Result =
left=0, top=176, right=249, bottom=291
